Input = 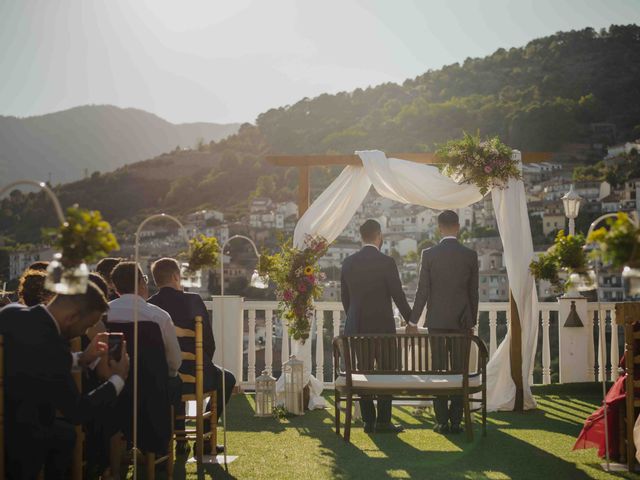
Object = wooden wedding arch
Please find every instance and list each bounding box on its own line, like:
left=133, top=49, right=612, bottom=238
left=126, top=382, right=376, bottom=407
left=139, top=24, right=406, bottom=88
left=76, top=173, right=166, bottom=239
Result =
left=267, top=150, right=553, bottom=412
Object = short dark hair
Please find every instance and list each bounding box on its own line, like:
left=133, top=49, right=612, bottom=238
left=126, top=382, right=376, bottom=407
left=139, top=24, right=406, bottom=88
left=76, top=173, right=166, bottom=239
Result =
left=89, top=272, right=109, bottom=299
left=28, top=261, right=50, bottom=272
left=360, top=219, right=382, bottom=242
left=96, top=257, right=123, bottom=283
left=18, top=269, right=53, bottom=306
left=151, top=257, right=180, bottom=287
left=110, top=262, right=144, bottom=295
left=54, top=281, right=109, bottom=315
left=438, top=210, right=459, bottom=228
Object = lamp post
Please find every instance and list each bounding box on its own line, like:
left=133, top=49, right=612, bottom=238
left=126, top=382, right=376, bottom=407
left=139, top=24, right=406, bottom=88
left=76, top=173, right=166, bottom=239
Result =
left=218, top=234, right=268, bottom=467
left=562, top=184, right=582, bottom=236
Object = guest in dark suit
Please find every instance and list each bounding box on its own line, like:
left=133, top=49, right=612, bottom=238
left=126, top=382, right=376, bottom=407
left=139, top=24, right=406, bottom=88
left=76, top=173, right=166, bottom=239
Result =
left=148, top=257, right=236, bottom=455
left=341, top=219, right=412, bottom=434
left=409, top=210, right=479, bottom=434
left=0, top=281, right=129, bottom=479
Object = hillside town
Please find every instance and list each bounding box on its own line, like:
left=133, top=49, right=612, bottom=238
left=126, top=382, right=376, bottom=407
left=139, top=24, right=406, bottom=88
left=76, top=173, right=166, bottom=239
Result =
left=8, top=139, right=640, bottom=305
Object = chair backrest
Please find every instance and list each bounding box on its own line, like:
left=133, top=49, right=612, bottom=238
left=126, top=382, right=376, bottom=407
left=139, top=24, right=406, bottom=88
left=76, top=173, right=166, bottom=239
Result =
left=174, top=316, right=204, bottom=399
left=108, top=321, right=171, bottom=454
left=333, top=333, right=488, bottom=378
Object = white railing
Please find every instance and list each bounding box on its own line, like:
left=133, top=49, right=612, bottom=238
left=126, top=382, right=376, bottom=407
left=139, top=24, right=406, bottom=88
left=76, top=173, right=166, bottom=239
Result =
left=205, top=300, right=623, bottom=390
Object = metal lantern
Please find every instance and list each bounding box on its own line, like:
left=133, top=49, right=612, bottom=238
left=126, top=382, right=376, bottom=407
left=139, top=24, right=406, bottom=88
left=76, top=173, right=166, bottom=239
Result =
left=283, top=355, right=304, bottom=415
left=562, top=184, right=582, bottom=236
left=255, top=369, right=276, bottom=417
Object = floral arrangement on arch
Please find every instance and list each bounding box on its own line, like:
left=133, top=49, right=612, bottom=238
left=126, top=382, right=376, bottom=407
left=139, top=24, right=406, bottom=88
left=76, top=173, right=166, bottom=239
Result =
left=587, top=212, right=640, bottom=268
left=258, top=235, right=328, bottom=342
left=436, top=132, right=521, bottom=195
left=184, top=235, right=220, bottom=273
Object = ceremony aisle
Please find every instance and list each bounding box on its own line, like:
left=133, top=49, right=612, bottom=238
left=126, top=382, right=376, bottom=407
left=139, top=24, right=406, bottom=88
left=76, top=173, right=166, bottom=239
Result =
left=173, top=385, right=631, bottom=480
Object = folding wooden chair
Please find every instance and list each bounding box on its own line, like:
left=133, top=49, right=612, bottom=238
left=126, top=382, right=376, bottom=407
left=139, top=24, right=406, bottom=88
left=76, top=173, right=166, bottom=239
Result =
left=174, top=315, right=218, bottom=462
left=0, top=334, right=5, bottom=480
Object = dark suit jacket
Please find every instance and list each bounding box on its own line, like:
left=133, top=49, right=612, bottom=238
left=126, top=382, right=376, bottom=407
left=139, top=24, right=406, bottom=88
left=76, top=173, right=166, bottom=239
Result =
left=341, top=246, right=412, bottom=334
left=410, top=238, right=479, bottom=330
left=148, top=287, right=215, bottom=381
left=0, top=304, right=117, bottom=473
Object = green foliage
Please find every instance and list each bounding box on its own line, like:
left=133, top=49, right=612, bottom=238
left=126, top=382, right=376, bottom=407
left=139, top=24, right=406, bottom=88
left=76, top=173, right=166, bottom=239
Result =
left=529, top=230, right=589, bottom=293
left=49, top=206, right=119, bottom=268
left=258, top=235, right=328, bottom=341
left=437, top=132, right=518, bottom=195
left=185, top=235, right=220, bottom=273
left=587, top=212, right=640, bottom=268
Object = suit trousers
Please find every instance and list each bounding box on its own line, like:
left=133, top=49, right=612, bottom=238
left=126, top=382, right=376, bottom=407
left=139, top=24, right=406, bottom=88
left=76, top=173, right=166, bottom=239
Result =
left=357, top=338, right=397, bottom=426
left=429, top=331, right=467, bottom=426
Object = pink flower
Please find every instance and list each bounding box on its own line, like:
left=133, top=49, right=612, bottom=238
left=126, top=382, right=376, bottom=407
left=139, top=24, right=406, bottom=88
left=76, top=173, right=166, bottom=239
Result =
left=283, top=290, right=294, bottom=301
left=484, top=165, right=493, bottom=174
left=298, top=283, right=307, bottom=293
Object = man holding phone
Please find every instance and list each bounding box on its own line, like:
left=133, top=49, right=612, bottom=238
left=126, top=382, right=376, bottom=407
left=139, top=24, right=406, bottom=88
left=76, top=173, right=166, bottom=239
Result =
left=0, top=281, right=129, bottom=479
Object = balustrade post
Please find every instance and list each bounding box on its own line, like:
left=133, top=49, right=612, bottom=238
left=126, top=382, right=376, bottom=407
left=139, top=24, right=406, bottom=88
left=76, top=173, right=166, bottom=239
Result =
left=542, top=309, right=551, bottom=385
left=597, top=309, right=606, bottom=382
left=265, top=309, right=274, bottom=376
left=489, top=310, right=498, bottom=358
left=610, top=309, right=619, bottom=381
left=248, top=309, right=257, bottom=385
left=281, top=318, right=290, bottom=367
left=332, top=310, right=341, bottom=379
left=586, top=308, right=595, bottom=380
left=315, top=311, right=325, bottom=383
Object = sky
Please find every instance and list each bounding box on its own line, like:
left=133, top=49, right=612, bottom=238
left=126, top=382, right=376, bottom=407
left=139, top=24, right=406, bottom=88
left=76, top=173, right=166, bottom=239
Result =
left=1, top=0, right=639, bottom=124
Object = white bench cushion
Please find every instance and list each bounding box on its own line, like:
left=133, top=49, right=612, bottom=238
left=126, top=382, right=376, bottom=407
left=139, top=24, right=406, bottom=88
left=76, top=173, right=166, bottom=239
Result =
left=335, top=373, right=481, bottom=390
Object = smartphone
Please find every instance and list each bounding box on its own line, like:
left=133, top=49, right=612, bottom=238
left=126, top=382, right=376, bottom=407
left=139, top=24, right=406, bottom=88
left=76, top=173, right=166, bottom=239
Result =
left=108, top=332, right=124, bottom=362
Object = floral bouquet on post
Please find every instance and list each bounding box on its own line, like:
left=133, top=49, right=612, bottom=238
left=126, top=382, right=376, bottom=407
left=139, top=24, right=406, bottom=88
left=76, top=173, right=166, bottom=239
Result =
left=258, top=235, right=328, bottom=342
left=181, top=235, right=220, bottom=288
left=45, top=205, right=119, bottom=294
left=436, top=132, right=520, bottom=195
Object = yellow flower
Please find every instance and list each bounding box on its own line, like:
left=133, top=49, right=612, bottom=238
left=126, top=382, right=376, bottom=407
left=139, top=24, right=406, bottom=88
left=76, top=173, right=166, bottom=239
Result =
left=304, top=266, right=314, bottom=276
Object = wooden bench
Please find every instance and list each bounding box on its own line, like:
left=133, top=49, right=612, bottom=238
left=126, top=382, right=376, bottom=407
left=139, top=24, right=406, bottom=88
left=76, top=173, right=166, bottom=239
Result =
left=333, top=333, right=488, bottom=443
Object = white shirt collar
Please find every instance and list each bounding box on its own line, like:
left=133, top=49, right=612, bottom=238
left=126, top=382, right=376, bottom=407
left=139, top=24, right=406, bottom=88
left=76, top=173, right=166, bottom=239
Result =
left=362, top=243, right=380, bottom=251
left=440, top=236, right=458, bottom=243
left=44, top=306, right=61, bottom=335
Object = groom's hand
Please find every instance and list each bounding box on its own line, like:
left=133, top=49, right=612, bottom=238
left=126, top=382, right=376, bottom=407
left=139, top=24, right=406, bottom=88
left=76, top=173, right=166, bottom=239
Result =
left=405, top=323, right=418, bottom=334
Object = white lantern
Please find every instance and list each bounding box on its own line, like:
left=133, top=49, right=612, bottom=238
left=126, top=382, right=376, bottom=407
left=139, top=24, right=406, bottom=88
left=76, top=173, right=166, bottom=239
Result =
left=255, top=369, right=276, bottom=417
left=283, top=355, right=304, bottom=415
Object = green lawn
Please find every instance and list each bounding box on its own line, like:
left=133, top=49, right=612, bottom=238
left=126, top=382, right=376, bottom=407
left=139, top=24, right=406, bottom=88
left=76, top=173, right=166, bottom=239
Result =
left=152, top=385, right=640, bottom=479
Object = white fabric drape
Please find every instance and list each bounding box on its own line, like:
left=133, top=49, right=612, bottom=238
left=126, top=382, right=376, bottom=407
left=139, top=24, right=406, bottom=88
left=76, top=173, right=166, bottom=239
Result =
left=290, top=149, right=538, bottom=411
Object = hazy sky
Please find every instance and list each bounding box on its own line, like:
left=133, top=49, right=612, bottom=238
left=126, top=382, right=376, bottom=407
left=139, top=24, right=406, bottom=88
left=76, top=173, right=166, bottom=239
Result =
left=1, top=0, right=639, bottom=124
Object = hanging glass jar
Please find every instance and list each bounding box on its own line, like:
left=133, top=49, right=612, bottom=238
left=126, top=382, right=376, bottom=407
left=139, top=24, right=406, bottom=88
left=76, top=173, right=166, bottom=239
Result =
left=45, top=253, right=89, bottom=294
left=180, top=262, right=202, bottom=289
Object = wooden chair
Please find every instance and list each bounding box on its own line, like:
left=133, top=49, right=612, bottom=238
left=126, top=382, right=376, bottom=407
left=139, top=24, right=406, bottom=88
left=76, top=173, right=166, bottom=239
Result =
left=108, top=321, right=175, bottom=480
left=174, top=315, right=218, bottom=462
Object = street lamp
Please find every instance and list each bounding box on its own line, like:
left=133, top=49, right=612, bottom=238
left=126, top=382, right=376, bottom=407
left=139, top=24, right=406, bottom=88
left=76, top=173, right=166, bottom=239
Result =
left=562, top=184, right=582, bottom=236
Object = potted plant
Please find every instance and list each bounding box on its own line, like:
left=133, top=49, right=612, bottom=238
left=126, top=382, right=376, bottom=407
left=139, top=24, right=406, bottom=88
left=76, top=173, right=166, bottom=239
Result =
left=182, top=235, right=220, bottom=289
left=46, top=206, right=119, bottom=294
left=587, top=212, right=640, bottom=296
left=436, top=132, right=521, bottom=195
left=529, top=230, right=594, bottom=295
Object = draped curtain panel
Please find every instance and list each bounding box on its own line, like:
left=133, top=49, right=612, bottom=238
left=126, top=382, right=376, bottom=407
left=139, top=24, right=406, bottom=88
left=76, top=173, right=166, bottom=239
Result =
left=291, top=149, right=538, bottom=411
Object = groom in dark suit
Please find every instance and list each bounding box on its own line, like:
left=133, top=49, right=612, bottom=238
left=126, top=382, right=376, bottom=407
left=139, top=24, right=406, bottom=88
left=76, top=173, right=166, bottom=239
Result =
left=409, top=210, right=479, bottom=434
left=341, top=219, right=412, bottom=433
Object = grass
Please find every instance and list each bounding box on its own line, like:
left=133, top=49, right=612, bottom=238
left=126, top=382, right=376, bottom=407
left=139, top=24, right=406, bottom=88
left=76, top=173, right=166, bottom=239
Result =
left=137, top=384, right=640, bottom=480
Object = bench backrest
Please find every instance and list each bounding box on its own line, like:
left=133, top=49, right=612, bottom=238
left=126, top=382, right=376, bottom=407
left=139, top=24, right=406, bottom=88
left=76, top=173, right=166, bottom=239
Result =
left=333, top=333, right=487, bottom=378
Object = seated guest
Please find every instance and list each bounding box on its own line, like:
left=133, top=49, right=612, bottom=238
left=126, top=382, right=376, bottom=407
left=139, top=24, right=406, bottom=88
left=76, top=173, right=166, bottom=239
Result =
left=148, top=257, right=236, bottom=454
left=107, top=261, right=182, bottom=377
left=96, top=257, right=123, bottom=300
left=18, top=268, right=55, bottom=306
left=0, top=282, right=129, bottom=479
